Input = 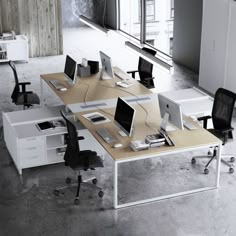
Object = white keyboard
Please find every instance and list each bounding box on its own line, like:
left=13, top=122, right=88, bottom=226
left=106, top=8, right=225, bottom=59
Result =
left=183, top=120, right=197, bottom=130
left=49, top=80, right=65, bottom=90
left=96, top=128, right=115, bottom=143
left=116, top=80, right=134, bottom=88
left=114, top=70, right=131, bottom=81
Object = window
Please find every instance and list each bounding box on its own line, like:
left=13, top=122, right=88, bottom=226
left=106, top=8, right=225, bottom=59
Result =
left=119, top=0, right=141, bottom=40
left=146, top=0, right=155, bottom=22
left=119, top=0, right=174, bottom=57
left=170, top=0, right=174, bottom=18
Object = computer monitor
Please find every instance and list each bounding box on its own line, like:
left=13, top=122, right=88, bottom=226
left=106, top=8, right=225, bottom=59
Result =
left=114, top=97, right=136, bottom=137
left=64, top=55, right=77, bottom=84
left=99, top=51, right=114, bottom=79
left=158, top=94, right=184, bottom=131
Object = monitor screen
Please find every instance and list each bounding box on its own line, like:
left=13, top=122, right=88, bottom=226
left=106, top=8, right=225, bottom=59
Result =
left=64, top=55, right=77, bottom=84
left=114, top=97, right=136, bottom=137
left=99, top=51, right=114, bottom=79
left=158, top=94, right=184, bottom=130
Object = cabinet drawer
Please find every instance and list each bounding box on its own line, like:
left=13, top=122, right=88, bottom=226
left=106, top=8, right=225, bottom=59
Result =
left=18, top=137, right=44, bottom=148
left=19, top=146, right=45, bottom=168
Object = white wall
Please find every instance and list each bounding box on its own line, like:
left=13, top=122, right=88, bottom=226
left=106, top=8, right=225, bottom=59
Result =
left=224, top=1, right=236, bottom=93
left=172, top=0, right=203, bottom=72
left=199, top=0, right=231, bottom=94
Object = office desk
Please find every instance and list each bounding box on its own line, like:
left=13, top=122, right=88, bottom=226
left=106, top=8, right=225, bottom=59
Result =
left=75, top=101, right=222, bottom=209
left=40, top=69, right=222, bottom=209
left=40, top=67, right=153, bottom=109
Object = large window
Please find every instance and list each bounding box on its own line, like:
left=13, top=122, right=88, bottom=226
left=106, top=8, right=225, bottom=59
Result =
left=119, top=0, right=141, bottom=40
left=119, top=0, right=174, bottom=56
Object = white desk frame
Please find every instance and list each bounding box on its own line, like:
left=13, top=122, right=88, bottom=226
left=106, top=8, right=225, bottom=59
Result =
left=113, top=143, right=221, bottom=209
left=40, top=73, right=222, bottom=209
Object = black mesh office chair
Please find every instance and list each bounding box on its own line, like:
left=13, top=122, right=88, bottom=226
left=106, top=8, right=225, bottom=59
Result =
left=9, top=61, right=40, bottom=109
left=191, top=88, right=236, bottom=174
left=54, top=111, right=104, bottom=205
left=127, top=47, right=156, bottom=89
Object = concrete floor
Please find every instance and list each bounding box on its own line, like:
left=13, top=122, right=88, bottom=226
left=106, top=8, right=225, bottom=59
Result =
left=0, top=27, right=236, bottom=236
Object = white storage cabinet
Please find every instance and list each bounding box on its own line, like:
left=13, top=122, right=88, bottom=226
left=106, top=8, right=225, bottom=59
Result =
left=0, top=35, right=29, bottom=62
left=3, top=106, right=105, bottom=174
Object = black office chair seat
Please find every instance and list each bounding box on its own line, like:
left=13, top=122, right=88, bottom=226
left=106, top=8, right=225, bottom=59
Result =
left=66, top=150, right=104, bottom=170
left=15, top=92, right=40, bottom=107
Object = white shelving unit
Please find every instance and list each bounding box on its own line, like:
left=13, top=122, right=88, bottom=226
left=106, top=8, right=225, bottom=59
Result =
left=3, top=105, right=105, bottom=174
left=0, top=35, right=29, bottom=63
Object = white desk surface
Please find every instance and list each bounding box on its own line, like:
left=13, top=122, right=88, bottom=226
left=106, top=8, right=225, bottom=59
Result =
left=159, top=87, right=214, bottom=116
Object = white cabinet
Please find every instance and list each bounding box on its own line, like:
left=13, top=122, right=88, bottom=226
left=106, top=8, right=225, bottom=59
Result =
left=0, top=35, right=29, bottom=62
left=199, top=0, right=236, bottom=95
left=3, top=106, right=105, bottom=174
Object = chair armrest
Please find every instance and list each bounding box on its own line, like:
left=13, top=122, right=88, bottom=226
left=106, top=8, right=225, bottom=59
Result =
left=19, top=82, right=31, bottom=93
left=78, top=136, right=85, bottom=140
left=197, top=115, right=212, bottom=129
left=127, top=70, right=138, bottom=79
left=19, top=91, right=33, bottom=94
left=19, top=82, right=31, bottom=85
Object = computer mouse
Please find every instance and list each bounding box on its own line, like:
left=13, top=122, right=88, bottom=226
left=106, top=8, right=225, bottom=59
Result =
left=113, top=143, right=123, bottom=148
left=59, top=87, right=67, bottom=91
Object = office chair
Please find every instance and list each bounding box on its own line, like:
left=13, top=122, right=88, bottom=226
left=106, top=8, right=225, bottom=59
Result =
left=127, top=47, right=156, bottom=89
left=9, top=60, right=40, bottom=109
left=54, top=111, right=104, bottom=205
left=191, top=88, right=236, bottom=174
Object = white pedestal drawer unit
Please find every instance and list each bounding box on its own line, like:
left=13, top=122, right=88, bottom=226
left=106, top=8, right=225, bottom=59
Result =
left=2, top=105, right=105, bottom=174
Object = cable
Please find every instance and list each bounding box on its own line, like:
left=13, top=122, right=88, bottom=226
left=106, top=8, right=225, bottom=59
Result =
left=79, top=81, right=114, bottom=117
left=98, top=82, right=158, bottom=132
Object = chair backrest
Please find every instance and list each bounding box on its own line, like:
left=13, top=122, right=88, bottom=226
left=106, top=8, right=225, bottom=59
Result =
left=60, top=111, right=81, bottom=166
left=212, top=88, right=236, bottom=131
left=138, top=47, right=156, bottom=80
left=9, top=61, right=20, bottom=102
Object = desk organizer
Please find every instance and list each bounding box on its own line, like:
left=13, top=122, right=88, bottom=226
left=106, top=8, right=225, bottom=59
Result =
left=88, top=60, right=99, bottom=74
left=77, top=64, right=91, bottom=77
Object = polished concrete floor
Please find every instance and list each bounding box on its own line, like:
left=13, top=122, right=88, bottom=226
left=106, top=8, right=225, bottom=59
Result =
left=0, top=27, right=236, bottom=236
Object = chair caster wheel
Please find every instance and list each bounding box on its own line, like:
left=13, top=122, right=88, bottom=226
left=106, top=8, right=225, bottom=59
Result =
left=53, top=189, right=60, bottom=196
left=204, top=168, right=209, bottom=174
left=230, top=157, right=235, bottom=163
left=98, top=191, right=104, bottom=198
left=74, top=198, right=80, bottom=205
left=92, top=178, right=97, bottom=185
left=66, top=177, right=71, bottom=184
left=191, top=158, right=196, bottom=164
left=229, top=167, right=234, bottom=174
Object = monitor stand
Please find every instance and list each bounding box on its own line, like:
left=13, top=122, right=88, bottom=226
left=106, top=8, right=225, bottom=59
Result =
left=100, top=68, right=112, bottom=80
left=160, top=112, right=169, bottom=133
left=118, top=130, right=127, bottom=137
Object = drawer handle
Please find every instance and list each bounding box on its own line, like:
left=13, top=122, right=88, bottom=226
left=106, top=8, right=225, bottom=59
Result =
left=26, top=138, right=37, bottom=141
left=27, top=147, right=37, bottom=150
left=26, top=155, right=39, bottom=160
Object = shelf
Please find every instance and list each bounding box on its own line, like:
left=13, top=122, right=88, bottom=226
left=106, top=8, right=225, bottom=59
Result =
left=47, top=149, right=64, bottom=164
left=46, top=135, right=66, bottom=150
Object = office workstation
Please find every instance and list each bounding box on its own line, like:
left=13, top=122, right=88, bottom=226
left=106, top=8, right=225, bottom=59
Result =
left=3, top=51, right=224, bottom=209
left=1, top=0, right=236, bottom=234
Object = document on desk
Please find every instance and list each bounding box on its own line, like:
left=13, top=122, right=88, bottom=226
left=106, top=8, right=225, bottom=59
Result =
left=83, top=112, right=111, bottom=124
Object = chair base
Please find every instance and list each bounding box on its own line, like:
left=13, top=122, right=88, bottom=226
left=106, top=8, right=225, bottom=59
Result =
left=54, top=175, right=104, bottom=205
left=191, top=152, right=235, bottom=174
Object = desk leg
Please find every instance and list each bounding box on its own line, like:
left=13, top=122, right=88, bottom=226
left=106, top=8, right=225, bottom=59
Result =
left=113, top=161, right=118, bottom=209
left=215, top=144, right=222, bottom=188
left=40, top=78, right=45, bottom=107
